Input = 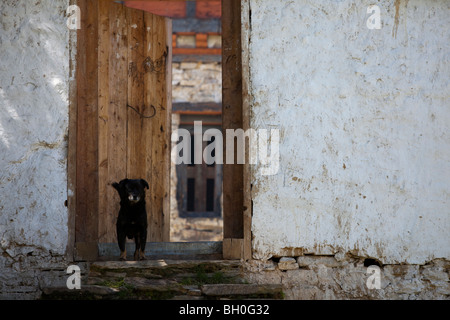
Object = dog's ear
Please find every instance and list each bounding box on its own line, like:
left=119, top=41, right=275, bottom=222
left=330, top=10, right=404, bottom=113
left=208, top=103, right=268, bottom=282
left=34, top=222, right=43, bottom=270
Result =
left=140, top=179, right=149, bottom=190
left=112, top=179, right=128, bottom=192
left=112, top=182, right=120, bottom=191
left=119, top=179, right=129, bottom=187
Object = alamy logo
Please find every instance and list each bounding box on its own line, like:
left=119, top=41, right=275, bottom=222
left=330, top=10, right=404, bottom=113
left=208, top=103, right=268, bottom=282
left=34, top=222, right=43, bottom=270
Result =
left=366, top=265, right=381, bottom=290
left=366, top=5, right=381, bottom=30
left=66, top=5, right=81, bottom=30
left=66, top=265, right=81, bottom=290
left=171, top=121, right=280, bottom=176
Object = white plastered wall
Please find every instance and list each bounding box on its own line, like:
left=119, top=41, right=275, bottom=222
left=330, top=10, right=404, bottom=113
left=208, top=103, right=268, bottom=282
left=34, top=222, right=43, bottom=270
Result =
left=0, top=0, right=70, bottom=255
left=247, top=0, right=450, bottom=264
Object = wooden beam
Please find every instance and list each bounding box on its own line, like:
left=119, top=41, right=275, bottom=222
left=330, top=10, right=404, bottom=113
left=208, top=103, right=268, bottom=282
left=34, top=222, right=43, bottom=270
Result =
left=75, top=0, right=99, bottom=245
left=75, top=242, right=98, bottom=262
left=223, top=238, right=243, bottom=260
left=66, top=0, right=78, bottom=261
left=164, top=18, right=173, bottom=242
left=127, top=7, right=146, bottom=181
left=144, top=12, right=172, bottom=242
left=98, top=0, right=111, bottom=244
left=173, top=47, right=221, bottom=55
left=241, top=0, right=252, bottom=260
left=222, top=0, right=244, bottom=241
left=105, top=3, right=129, bottom=244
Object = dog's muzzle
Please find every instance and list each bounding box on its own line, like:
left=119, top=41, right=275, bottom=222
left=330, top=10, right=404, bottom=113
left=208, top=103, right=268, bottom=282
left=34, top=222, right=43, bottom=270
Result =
left=128, top=194, right=141, bottom=203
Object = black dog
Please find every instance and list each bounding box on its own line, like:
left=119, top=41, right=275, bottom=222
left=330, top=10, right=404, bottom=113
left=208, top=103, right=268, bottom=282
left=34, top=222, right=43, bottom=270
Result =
left=112, top=179, right=149, bottom=261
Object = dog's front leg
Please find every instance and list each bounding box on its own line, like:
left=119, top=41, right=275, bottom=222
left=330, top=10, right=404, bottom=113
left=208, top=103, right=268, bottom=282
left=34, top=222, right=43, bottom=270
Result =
left=133, top=235, right=140, bottom=261
left=117, top=224, right=127, bottom=261
left=119, top=249, right=127, bottom=261
left=139, top=230, right=147, bottom=260
left=133, top=228, right=147, bottom=261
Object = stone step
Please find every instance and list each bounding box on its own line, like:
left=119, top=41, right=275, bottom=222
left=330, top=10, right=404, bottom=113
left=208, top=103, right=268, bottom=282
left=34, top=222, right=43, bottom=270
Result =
left=41, top=259, right=285, bottom=300
left=200, top=284, right=284, bottom=299
left=98, top=241, right=222, bottom=260
left=41, top=285, right=119, bottom=300
left=89, top=259, right=242, bottom=278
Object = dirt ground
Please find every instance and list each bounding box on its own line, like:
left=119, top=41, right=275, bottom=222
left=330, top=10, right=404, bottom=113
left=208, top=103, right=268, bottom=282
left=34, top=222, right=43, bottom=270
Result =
left=170, top=216, right=223, bottom=242
left=116, top=215, right=222, bottom=243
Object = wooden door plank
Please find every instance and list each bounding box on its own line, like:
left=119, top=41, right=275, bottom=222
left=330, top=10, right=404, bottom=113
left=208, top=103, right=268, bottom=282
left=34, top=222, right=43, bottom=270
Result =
left=144, top=12, right=158, bottom=241
left=98, top=0, right=111, bottom=244
left=142, top=13, right=154, bottom=240
left=163, top=18, right=173, bottom=241
left=143, top=13, right=171, bottom=241
left=126, top=7, right=146, bottom=180
left=75, top=0, right=98, bottom=244
left=104, top=3, right=128, bottom=243
left=150, top=14, right=166, bottom=240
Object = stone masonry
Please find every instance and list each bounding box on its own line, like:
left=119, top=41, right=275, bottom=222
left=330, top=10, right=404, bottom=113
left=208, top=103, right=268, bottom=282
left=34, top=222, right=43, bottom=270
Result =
left=244, top=254, right=450, bottom=300
left=0, top=246, right=88, bottom=299
left=172, top=61, right=222, bottom=103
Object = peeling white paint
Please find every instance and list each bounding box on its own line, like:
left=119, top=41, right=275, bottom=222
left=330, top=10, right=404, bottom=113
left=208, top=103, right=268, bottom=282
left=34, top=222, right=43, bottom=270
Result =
left=248, top=0, right=450, bottom=264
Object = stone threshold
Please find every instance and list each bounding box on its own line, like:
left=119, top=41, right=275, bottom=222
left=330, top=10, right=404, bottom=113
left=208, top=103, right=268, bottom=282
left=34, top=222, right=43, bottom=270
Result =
left=41, top=259, right=284, bottom=300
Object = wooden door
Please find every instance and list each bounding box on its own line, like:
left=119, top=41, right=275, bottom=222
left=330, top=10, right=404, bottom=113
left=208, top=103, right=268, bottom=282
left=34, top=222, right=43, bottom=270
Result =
left=98, top=2, right=172, bottom=244
left=74, top=1, right=172, bottom=259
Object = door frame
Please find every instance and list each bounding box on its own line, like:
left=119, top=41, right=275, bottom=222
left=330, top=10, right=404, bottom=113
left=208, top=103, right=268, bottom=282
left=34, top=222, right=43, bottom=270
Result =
left=67, top=0, right=251, bottom=261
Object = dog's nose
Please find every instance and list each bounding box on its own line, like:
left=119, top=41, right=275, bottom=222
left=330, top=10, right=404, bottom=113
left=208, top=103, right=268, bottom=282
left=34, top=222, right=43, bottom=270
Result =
left=128, top=194, right=140, bottom=201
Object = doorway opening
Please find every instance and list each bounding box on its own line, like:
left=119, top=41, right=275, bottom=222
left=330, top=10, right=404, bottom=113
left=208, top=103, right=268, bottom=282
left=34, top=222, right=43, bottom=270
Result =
left=125, top=1, right=223, bottom=242
left=71, top=0, right=247, bottom=261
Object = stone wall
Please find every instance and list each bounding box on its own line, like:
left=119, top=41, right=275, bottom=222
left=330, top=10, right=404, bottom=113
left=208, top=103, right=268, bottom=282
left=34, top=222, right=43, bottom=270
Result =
left=245, top=255, right=450, bottom=299
left=0, top=247, right=89, bottom=299
left=172, top=61, right=221, bottom=103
